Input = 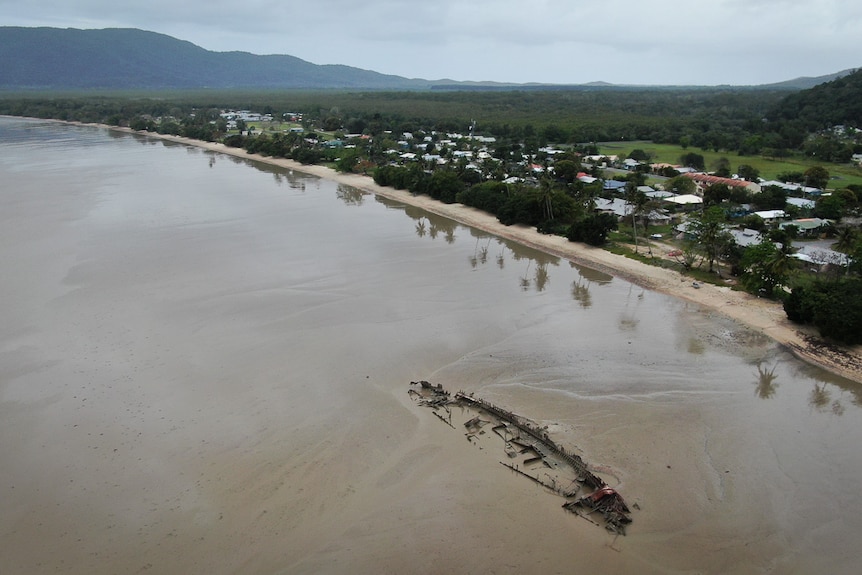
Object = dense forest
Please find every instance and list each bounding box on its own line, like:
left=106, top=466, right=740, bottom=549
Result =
left=2, top=69, right=860, bottom=158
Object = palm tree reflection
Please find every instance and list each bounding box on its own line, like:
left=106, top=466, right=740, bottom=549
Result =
left=571, top=278, right=592, bottom=308
left=754, top=363, right=779, bottom=399
left=520, top=262, right=531, bottom=291
left=415, top=218, right=427, bottom=238
left=534, top=262, right=549, bottom=291
left=809, top=383, right=845, bottom=415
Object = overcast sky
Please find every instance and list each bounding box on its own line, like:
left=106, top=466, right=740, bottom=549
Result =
left=3, top=0, right=861, bottom=85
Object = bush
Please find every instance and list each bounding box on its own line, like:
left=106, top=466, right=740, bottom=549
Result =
left=784, top=278, right=862, bottom=344
left=567, top=213, right=618, bottom=246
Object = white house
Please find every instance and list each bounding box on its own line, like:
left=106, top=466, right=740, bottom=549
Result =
left=753, top=210, right=787, bottom=224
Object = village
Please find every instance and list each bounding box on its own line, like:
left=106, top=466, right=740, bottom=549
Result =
left=216, top=107, right=856, bottom=278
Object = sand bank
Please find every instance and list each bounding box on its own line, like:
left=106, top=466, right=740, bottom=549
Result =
left=109, top=127, right=862, bottom=385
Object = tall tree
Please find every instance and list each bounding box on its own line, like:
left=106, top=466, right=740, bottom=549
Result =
left=804, top=165, right=830, bottom=190
left=691, top=206, right=733, bottom=274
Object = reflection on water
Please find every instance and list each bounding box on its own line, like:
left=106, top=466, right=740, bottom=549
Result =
left=572, top=262, right=613, bottom=284
left=534, top=262, right=549, bottom=291
left=112, top=124, right=862, bottom=419
left=754, top=363, right=779, bottom=399
left=144, top=136, right=313, bottom=191
left=571, top=278, right=592, bottom=309
left=468, top=237, right=492, bottom=268
left=800, top=365, right=862, bottom=414
left=809, top=383, right=845, bottom=415
left=618, top=284, right=644, bottom=331
left=336, top=184, right=365, bottom=206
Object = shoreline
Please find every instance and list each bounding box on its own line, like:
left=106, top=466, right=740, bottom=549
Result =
left=84, top=122, right=862, bottom=384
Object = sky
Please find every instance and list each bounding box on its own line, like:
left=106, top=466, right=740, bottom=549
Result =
left=3, top=0, right=861, bottom=86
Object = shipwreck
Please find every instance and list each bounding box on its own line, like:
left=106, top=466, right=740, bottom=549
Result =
left=409, top=380, right=634, bottom=535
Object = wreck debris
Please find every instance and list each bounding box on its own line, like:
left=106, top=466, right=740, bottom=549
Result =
left=563, top=487, right=632, bottom=535
left=408, top=381, right=634, bottom=534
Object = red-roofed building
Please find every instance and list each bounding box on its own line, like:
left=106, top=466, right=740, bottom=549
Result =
left=682, top=173, right=761, bottom=195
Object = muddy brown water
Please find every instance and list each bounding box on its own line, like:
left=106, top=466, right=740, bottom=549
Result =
left=2, top=118, right=861, bottom=574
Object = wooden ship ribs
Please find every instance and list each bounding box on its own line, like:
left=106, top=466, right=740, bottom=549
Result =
left=410, top=382, right=633, bottom=534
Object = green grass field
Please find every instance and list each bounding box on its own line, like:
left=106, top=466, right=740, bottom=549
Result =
left=597, top=141, right=862, bottom=188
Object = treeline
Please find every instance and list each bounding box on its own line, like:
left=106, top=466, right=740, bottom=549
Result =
left=372, top=163, right=617, bottom=245
left=0, top=87, right=790, bottom=148
left=2, top=79, right=860, bottom=162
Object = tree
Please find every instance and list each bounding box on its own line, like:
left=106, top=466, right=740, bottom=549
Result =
left=703, top=183, right=731, bottom=208
left=625, top=182, right=647, bottom=253
left=690, top=206, right=733, bottom=274
left=712, top=157, right=731, bottom=177
left=751, top=185, right=787, bottom=211
left=427, top=169, right=464, bottom=203
left=833, top=225, right=860, bottom=253
left=741, top=242, right=785, bottom=297
left=784, top=278, right=862, bottom=344
left=628, top=149, right=651, bottom=162
left=814, top=193, right=846, bottom=220
left=554, top=159, right=580, bottom=184
left=738, top=164, right=760, bottom=182
left=680, top=152, right=705, bottom=171
left=666, top=175, right=696, bottom=195
left=804, top=166, right=830, bottom=190
left=567, top=213, right=618, bottom=246
left=334, top=149, right=360, bottom=173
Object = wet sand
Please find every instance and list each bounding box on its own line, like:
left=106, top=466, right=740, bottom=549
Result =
left=119, top=127, right=862, bottom=385
left=3, top=119, right=862, bottom=575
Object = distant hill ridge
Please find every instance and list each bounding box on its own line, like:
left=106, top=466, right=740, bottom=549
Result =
left=0, top=26, right=856, bottom=91
left=0, top=27, right=437, bottom=90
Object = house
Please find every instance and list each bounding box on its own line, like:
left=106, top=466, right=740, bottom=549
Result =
left=786, top=197, right=816, bottom=210
left=792, top=244, right=851, bottom=271
left=760, top=180, right=822, bottom=196
left=595, top=198, right=631, bottom=218
left=779, top=218, right=831, bottom=237
left=682, top=173, right=761, bottom=194
left=753, top=210, right=787, bottom=224
left=645, top=190, right=674, bottom=200
left=664, top=194, right=703, bottom=210
left=729, top=228, right=763, bottom=247
left=602, top=180, right=627, bottom=193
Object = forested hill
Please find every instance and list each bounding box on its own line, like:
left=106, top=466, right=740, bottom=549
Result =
left=0, top=27, right=436, bottom=90
left=766, top=68, right=862, bottom=130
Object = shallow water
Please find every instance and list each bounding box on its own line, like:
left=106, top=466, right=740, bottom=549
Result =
left=1, top=117, right=861, bottom=574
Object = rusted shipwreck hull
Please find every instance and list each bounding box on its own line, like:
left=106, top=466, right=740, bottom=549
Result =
left=409, top=382, right=634, bottom=534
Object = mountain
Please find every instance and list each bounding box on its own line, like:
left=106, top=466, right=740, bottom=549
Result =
left=0, top=27, right=435, bottom=90
left=0, top=27, right=856, bottom=92
left=761, top=69, right=858, bottom=90
left=766, top=68, right=862, bottom=129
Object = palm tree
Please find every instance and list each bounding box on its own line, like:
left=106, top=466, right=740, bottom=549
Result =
left=625, top=182, right=647, bottom=254
left=539, top=177, right=555, bottom=221
left=833, top=225, right=859, bottom=254
left=765, top=241, right=797, bottom=292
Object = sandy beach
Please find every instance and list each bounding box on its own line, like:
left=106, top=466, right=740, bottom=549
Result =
left=119, top=128, right=862, bottom=385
